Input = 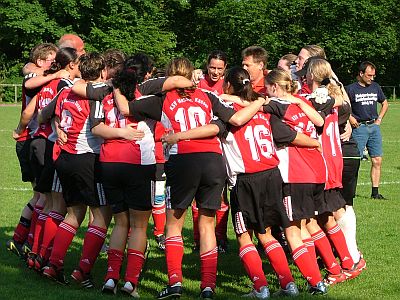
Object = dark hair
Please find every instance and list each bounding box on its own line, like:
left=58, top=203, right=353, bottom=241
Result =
left=359, top=61, right=376, bottom=73
left=103, top=49, right=125, bottom=79
left=112, top=56, right=139, bottom=101
left=127, top=53, right=155, bottom=83
left=241, top=46, right=268, bottom=68
left=224, top=67, right=259, bottom=101
left=78, top=52, right=105, bottom=81
left=207, top=50, right=228, bottom=66
left=44, top=47, right=78, bottom=76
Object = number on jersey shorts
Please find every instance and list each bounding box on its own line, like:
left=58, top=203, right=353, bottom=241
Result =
left=282, top=183, right=324, bottom=222
left=230, top=168, right=290, bottom=235
left=164, top=153, right=226, bottom=210
left=100, top=162, right=156, bottom=214
left=54, top=151, right=106, bottom=207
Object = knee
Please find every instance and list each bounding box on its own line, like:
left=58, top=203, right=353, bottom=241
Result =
left=372, top=157, right=382, bottom=167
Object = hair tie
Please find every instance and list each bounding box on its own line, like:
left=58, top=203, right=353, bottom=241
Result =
left=321, top=78, right=330, bottom=86
left=242, top=78, right=250, bottom=85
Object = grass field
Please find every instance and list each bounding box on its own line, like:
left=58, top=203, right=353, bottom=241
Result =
left=0, top=103, right=399, bottom=299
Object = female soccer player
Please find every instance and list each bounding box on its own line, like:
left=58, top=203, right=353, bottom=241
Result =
left=114, top=57, right=266, bottom=299
left=14, top=47, right=81, bottom=270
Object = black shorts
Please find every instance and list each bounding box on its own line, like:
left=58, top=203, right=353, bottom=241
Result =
left=30, top=137, right=56, bottom=193
left=155, top=163, right=166, bottom=181
left=282, top=183, right=324, bottom=221
left=16, top=139, right=34, bottom=182
left=230, top=168, right=290, bottom=235
left=55, top=151, right=106, bottom=207
left=165, top=152, right=226, bottom=210
left=340, top=158, right=360, bottom=206
left=320, top=188, right=346, bottom=214
left=101, top=162, right=156, bottom=214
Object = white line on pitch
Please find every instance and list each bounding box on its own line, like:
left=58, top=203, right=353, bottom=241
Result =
left=0, top=187, right=32, bottom=191
left=357, top=181, right=400, bottom=186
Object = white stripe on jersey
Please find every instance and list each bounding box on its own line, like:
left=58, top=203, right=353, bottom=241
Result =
left=160, top=111, right=176, bottom=157
left=94, top=101, right=104, bottom=119
left=276, top=148, right=289, bottom=183
left=91, top=82, right=109, bottom=89
left=222, top=132, right=246, bottom=187
left=135, top=119, right=157, bottom=165
left=75, top=118, right=103, bottom=154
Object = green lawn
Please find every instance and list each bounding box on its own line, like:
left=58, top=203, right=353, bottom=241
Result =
left=0, top=103, right=399, bottom=299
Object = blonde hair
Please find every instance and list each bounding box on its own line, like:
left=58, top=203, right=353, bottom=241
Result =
left=165, top=57, right=194, bottom=80
left=303, top=45, right=326, bottom=59
left=307, top=59, right=341, bottom=98
left=265, top=68, right=298, bottom=94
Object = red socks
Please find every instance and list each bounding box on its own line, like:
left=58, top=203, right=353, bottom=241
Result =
left=239, top=244, right=268, bottom=292
left=32, top=212, right=47, bottom=253
left=264, top=240, right=294, bottom=288
left=125, top=249, right=145, bottom=285
left=302, top=238, right=316, bottom=260
left=27, top=205, right=43, bottom=246
left=105, top=249, right=124, bottom=281
left=200, top=247, right=218, bottom=290
left=39, top=211, right=64, bottom=259
left=152, top=203, right=166, bottom=237
left=78, top=225, right=107, bottom=274
left=13, top=216, right=31, bottom=243
left=292, top=244, right=321, bottom=286
left=49, top=222, right=77, bottom=269
left=311, top=229, right=341, bottom=274
left=326, top=224, right=354, bottom=270
left=165, top=236, right=184, bottom=285
left=215, top=201, right=229, bottom=242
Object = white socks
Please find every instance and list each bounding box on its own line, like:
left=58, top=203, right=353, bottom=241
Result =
left=336, top=206, right=361, bottom=263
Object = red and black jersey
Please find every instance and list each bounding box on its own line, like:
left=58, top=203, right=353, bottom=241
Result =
left=264, top=97, right=326, bottom=184
left=128, top=88, right=236, bottom=156
left=305, top=96, right=343, bottom=189
left=222, top=103, right=296, bottom=185
left=90, top=92, right=156, bottom=165
left=17, top=73, right=42, bottom=142
left=34, top=78, right=73, bottom=141
left=54, top=88, right=102, bottom=159
left=198, top=75, right=224, bottom=95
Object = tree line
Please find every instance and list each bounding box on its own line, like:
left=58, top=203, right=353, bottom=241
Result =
left=1, top=0, right=399, bottom=89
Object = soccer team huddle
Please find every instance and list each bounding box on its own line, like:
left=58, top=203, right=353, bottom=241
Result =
left=7, top=34, right=367, bottom=299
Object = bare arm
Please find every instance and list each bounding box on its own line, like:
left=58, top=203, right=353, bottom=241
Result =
left=22, top=62, right=43, bottom=76
left=285, top=96, right=324, bottom=127
left=228, top=97, right=266, bottom=126
left=162, top=124, right=220, bottom=145
left=54, top=116, right=67, bottom=146
left=13, top=95, right=37, bottom=138
left=71, top=79, right=87, bottom=98
left=375, top=100, right=389, bottom=125
left=219, top=94, right=250, bottom=106
left=291, top=132, right=322, bottom=152
left=113, top=88, right=130, bottom=116
left=162, top=76, right=193, bottom=91
left=25, top=70, right=70, bottom=89
left=91, top=122, right=144, bottom=141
